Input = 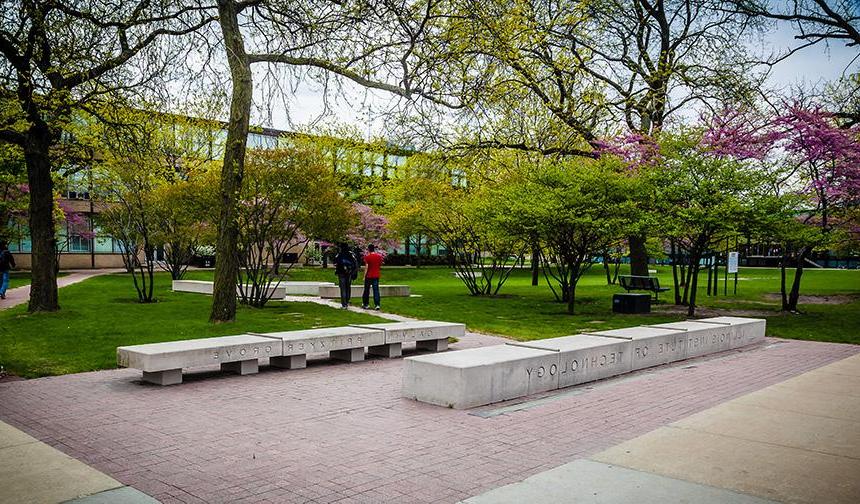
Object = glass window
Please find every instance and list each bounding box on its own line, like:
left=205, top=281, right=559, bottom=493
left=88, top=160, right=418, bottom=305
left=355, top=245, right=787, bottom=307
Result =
left=93, top=227, right=114, bottom=253
left=68, top=235, right=92, bottom=253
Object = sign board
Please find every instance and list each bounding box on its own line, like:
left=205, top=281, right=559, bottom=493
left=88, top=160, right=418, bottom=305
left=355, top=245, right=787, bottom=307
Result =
left=727, top=252, right=739, bottom=273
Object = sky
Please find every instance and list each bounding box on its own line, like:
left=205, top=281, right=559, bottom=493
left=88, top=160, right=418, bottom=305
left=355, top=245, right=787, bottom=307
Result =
left=252, top=19, right=860, bottom=139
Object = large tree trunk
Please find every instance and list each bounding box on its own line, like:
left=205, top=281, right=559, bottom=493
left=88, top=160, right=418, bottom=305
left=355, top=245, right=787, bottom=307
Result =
left=628, top=234, right=649, bottom=276
left=210, top=0, right=253, bottom=323
left=24, top=124, right=59, bottom=312
left=531, top=244, right=540, bottom=286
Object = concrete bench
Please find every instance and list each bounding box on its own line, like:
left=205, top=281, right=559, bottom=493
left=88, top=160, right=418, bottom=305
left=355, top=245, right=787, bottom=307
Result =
left=249, top=326, right=385, bottom=369
left=351, top=321, right=465, bottom=357
left=117, top=335, right=281, bottom=385
left=317, top=284, right=410, bottom=299
left=172, top=280, right=288, bottom=299
left=282, top=281, right=335, bottom=295
left=403, top=317, right=765, bottom=409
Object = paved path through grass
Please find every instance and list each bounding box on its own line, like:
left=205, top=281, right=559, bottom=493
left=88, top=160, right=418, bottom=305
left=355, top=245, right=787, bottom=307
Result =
left=0, top=269, right=123, bottom=311
left=0, top=333, right=856, bottom=503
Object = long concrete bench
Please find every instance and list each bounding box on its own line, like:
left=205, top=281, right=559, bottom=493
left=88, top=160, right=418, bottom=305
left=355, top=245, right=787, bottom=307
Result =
left=351, top=321, right=465, bottom=357
left=402, top=317, right=765, bottom=409
left=172, top=280, right=288, bottom=299
left=117, top=335, right=281, bottom=385
left=117, top=320, right=459, bottom=385
left=317, top=284, right=411, bottom=298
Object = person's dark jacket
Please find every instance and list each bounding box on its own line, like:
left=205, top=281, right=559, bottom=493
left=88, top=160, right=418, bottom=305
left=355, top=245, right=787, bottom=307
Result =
left=0, top=249, right=15, bottom=272
left=334, top=250, right=356, bottom=277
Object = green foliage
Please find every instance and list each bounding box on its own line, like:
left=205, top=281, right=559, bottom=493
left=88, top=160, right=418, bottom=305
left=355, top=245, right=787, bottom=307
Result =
left=493, top=157, right=643, bottom=312
left=649, top=130, right=789, bottom=314
left=0, top=142, right=27, bottom=244
left=237, top=147, right=353, bottom=307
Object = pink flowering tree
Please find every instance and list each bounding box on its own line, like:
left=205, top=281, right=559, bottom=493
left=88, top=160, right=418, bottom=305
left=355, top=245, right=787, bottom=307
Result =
left=702, top=105, right=860, bottom=312
left=56, top=201, right=96, bottom=271
left=346, top=203, right=399, bottom=253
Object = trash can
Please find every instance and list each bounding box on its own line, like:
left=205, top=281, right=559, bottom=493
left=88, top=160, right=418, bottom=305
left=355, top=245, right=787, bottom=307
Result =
left=612, top=293, right=651, bottom=314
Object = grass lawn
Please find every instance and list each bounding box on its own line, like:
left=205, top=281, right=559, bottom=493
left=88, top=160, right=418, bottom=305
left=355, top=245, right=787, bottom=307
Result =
left=5, top=271, right=67, bottom=290
left=188, top=265, right=860, bottom=344
left=0, top=272, right=388, bottom=378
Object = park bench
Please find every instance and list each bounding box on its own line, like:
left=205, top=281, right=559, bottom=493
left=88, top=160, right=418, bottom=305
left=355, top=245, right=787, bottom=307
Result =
left=172, top=280, right=289, bottom=299
left=618, top=275, right=670, bottom=300
left=317, top=284, right=411, bottom=298
left=116, top=321, right=460, bottom=385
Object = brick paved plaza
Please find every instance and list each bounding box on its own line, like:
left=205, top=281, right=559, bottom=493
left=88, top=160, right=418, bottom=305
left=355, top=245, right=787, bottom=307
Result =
left=0, top=333, right=857, bottom=504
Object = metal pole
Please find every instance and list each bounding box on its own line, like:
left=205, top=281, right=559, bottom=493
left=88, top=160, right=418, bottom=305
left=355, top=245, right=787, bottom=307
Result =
left=724, top=238, right=729, bottom=296
left=734, top=235, right=739, bottom=295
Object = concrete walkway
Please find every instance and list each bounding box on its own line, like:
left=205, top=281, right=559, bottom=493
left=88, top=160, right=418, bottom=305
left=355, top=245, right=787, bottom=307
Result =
left=0, top=269, right=123, bottom=311
left=0, top=420, right=157, bottom=504
left=464, top=352, right=860, bottom=504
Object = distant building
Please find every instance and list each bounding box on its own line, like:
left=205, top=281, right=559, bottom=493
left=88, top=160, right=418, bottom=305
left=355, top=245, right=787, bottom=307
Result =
left=7, top=117, right=417, bottom=269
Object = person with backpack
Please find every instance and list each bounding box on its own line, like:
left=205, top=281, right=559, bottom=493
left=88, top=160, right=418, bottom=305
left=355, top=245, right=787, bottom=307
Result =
left=333, top=243, right=357, bottom=309
left=0, top=241, right=16, bottom=300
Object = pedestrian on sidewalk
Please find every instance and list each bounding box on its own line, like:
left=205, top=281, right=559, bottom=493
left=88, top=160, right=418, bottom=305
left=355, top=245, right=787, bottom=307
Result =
left=361, top=244, right=384, bottom=310
left=334, top=243, right=357, bottom=309
left=0, top=241, right=16, bottom=300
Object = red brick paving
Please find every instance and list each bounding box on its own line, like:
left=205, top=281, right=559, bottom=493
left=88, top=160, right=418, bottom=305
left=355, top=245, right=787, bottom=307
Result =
left=0, top=334, right=857, bottom=504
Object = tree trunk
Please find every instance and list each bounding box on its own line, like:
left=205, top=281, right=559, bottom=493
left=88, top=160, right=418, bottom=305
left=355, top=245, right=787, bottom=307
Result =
left=531, top=244, right=540, bottom=286
left=24, top=125, right=59, bottom=312
left=670, top=240, right=681, bottom=305
left=210, top=0, right=253, bottom=323
left=780, top=251, right=789, bottom=310
left=785, top=248, right=809, bottom=312
left=603, top=256, right=612, bottom=285
left=628, top=234, right=649, bottom=276
left=567, top=280, right=576, bottom=314
left=687, top=262, right=701, bottom=317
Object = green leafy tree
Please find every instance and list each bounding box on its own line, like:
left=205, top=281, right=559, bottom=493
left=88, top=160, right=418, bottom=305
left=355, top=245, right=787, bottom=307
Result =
left=0, top=1, right=212, bottom=311
left=652, top=132, right=779, bottom=316
left=237, top=147, right=353, bottom=307
left=494, top=159, right=641, bottom=314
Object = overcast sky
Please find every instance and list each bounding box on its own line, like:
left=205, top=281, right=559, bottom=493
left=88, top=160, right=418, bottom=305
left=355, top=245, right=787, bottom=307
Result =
left=254, top=22, right=860, bottom=139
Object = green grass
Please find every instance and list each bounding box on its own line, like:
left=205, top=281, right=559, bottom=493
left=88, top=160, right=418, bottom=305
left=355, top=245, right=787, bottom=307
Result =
left=189, top=265, right=860, bottom=343
left=2, top=264, right=858, bottom=378
left=5, top=271, right=67, bottom=290
left=0, top=272, right=387, bottom=378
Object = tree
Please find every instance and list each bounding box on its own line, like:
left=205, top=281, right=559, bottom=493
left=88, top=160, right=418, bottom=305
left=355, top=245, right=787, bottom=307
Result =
left=0, top=142, right=26, bottom=244
left=704, top=104, right=860, bottom=312
left=654, top=130, right=779, bottom=316
left=89, top=106, right=219, bottom=301
left=208, top=0, right=460, bottom=322
left=495, top=159, right=641, bottom=314
left=729, top=0, right=860, bottom=48
left=151, top=174, right=217, bottom=280
left=347, top=203, right=399, bottom=252
left=0, top=1, right=212, bottom=311
left=236, top=147, right=352, bottom=307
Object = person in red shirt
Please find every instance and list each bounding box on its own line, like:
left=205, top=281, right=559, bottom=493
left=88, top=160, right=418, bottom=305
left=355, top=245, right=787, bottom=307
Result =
left=362, top=244, right=384, bottom=310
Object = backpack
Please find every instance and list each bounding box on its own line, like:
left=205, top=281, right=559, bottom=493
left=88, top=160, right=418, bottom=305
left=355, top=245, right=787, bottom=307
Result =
left=336, top=252, right=355, bottom=277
